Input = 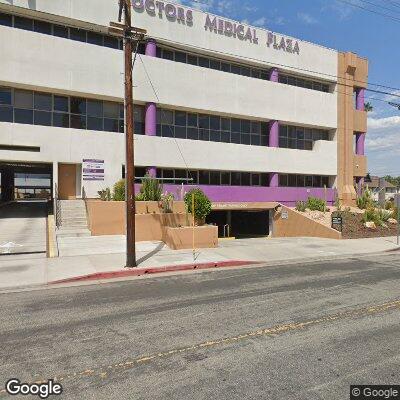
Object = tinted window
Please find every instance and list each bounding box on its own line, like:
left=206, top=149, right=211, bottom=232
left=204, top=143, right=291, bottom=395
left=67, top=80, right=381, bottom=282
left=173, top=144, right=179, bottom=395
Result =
left=162, top=49, right=174, bottom=60
left=14, top=16, right=33, bottom=31
left=54, top=96, right=69, bottom=112
left=70, top=114, right=86, bottom=129
left=34, top=111, right=52, bottom=126
left=53, top=25, right=69, bottom=38
left=175, top=111, right=186, bottom=126
left=104, top=36, right=119, bottom=49
left=14, top=90, right=33, bottom=109
left=104, top=102, right=119, bottom=118
left=0, top=106, right=13, bottom=122
left=34, top=93, right=52, bottom=111
left=34, top=20, right=51, bottom=35
left=87, top=100, right=103, bottom=117
left=87, top=117, right=103, bottom=131
left=187, top=55, right=198, bottom=65
left=87, top=32, right=104, bottom=46
left=70, top=28, right=86, bottom=42
left=104, top=118, right=119, bottom=132
left=14, top=109, right=33, bottom=124
left=53, top=113, right=69, bottom=128
left=175, top=51, right=186, bottom=63
left=70, top=98, right=86, bottom=115
left=0, top=13, right=12, bottom=27
left=0, top=87, right=12, bottom=105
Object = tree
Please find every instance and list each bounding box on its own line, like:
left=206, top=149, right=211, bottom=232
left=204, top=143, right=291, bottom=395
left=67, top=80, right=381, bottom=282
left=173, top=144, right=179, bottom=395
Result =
left=184, top=188, right=212, bottom=225
left=364, top=102, right=373, bottom=112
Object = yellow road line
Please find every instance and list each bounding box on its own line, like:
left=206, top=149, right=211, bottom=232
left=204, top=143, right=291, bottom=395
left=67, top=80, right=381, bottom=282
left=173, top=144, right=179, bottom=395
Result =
left=1, top=298, right=399, bottom=394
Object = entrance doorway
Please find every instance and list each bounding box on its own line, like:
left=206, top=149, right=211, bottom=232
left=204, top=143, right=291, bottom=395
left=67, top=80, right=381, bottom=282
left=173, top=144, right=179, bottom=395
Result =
left=58, top=164, right=77, bottom=200
left=0, top=162, right=52, bottom=202
left=207, top=210, right=270, bottom=238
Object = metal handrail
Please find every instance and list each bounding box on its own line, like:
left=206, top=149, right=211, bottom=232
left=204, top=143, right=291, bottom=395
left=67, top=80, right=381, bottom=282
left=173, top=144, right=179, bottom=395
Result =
left=54, top=182, right=61, bottom=228
left=223, top=224, right=230, bottom=238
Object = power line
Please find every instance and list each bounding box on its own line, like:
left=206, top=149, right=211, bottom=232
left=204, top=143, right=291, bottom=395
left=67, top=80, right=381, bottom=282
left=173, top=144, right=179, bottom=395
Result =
left=354, top=0, right=400, bottom=14
left=335, top=0, right=400, bottom=22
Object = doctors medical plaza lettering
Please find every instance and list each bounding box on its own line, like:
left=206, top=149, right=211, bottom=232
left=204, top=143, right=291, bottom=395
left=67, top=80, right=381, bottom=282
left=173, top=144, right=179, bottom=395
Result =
left=132, top=0, right=300, bottom=54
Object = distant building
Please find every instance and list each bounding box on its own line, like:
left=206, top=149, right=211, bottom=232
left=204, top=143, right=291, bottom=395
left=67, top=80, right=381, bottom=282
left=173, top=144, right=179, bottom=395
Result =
left=365, top=176, right=397, bottom=201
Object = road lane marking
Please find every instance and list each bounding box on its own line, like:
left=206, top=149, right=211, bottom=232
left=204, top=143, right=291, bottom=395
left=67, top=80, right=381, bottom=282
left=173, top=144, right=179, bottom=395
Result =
left=1, top=298, right=400, bottom=394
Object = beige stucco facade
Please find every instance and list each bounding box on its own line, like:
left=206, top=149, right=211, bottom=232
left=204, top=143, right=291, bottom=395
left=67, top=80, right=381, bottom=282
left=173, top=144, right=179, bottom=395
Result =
left=337, top=52, right=368, bottom=206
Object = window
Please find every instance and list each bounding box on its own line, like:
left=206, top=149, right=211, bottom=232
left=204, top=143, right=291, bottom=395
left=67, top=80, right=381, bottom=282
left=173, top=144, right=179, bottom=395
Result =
left=231, top=172, right=241, bottom=186
left=70, top=97, right=86, bottom=115
left=34, top=20, right=51, bottom=35
left=53, top=25, right=69, bottom=38
left=14, top=16, right=33, bottom=31
left=104, top=36, right=119, bottom=49
left=0, top=106, right=13, bottom=122
left=54, top=96, right=69, bottom=113
left=14, top=90, right=33, bottom=109
left=70, top=114, right=86, bottom=129
left=0, top=13, right=12, bottom=27
left=34, top=93, right=52, bottom=111
left=175, top=52, right=186, bottom=63
left=87, top=32, right=104, bottom=46
left=199, top=171, right=210, bottom=185
left=0, top=87, right=12, bottom=105
left=70, top=28, right=86, bottom=42
left=210, top=171, right=220, bottom=185
left=34, top=111, right=52, bottom=126
left=14, top=109, right=33, bottom=124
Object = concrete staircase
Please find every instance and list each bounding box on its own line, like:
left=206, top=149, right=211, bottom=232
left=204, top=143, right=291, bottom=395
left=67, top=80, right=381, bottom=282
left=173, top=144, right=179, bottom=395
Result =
left=57, top=200, right=91, bottom=238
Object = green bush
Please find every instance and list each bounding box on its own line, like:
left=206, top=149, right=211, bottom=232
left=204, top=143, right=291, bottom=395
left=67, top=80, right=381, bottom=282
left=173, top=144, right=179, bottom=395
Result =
left=98, top=188, right=111, bottom=201
left=138, top=175, right=162, bottom=201
left=362, top=207, right=383, bottom=226
left=113, top=179, right=125, bottom=201
left=306, top=197, right=326, bottom=212
left=184, top=188, right=212, bottom=225
left=378, top=209, right=393, bottom=222
left=357, top=189, right=373, bottom=210
left=295, top=201, right=307, bottom=212
left=161, top=192, right=175, bottom=213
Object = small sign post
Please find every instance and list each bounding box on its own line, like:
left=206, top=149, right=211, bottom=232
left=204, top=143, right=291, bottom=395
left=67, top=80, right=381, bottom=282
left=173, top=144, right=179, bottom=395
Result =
left=332, top=215, right=343, bottom=232
left=395, top=192, right=400, bottom=246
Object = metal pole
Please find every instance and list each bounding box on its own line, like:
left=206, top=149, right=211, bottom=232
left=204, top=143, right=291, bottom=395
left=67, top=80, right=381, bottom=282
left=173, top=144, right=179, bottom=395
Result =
left=124, top=0, right=136, bottom=268
left=397, top=187, right=399, bottom=246
left=192, top=193, right=195, bottom=262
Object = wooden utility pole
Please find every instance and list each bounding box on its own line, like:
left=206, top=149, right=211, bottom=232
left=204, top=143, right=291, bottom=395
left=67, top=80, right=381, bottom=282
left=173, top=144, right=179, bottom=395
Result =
left=110, top=0, right=146, bottom=268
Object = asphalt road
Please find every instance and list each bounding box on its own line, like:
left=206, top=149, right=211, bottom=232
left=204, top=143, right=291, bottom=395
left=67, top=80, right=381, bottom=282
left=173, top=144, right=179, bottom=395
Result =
left=1, top=253, right=400, bottom=399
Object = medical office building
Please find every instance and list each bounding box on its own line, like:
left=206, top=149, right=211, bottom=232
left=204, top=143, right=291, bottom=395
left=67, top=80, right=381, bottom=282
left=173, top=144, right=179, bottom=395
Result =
left=0, top=0, right=368, bottom=235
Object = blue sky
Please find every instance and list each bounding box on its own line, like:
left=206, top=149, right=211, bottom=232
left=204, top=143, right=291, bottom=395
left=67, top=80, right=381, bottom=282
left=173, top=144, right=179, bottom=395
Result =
left=177, top=0, right=400, bottom=177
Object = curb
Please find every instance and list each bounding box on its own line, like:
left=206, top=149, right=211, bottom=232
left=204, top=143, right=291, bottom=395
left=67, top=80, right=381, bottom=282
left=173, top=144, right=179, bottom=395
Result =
left=50, top=260, right=262, bottom=285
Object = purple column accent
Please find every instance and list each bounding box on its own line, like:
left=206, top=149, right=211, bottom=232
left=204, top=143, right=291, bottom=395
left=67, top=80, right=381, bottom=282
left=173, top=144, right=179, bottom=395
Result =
left=269, top=120, right=279, bottom=147
left=269, top=68, right=279, bottom=82
left=268, top=120, right=279, bottom=187
left=356, top=88, right=365, bottom=111
left=269, top=173, right=279, bottom=188
left=355, top=132, right=365, bottom=156
left=146, top=167, right=157, bottom=178
left=145, top=39, right=157, bottom=57
left=145, top=103, right=157, bottom=136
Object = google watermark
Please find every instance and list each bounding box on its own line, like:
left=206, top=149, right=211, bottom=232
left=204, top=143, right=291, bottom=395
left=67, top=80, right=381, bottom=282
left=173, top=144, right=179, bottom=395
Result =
left=351, top=385, right=400, bottom=400
left=5, top=379, right=62, bottom=399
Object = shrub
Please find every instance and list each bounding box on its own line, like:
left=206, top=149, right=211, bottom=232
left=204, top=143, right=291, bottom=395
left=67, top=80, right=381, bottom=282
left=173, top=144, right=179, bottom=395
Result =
left=378, top=208, right=393, bottom=223
left=113, top=179, right=125, bottom=201
left=161, top=192, right=175, bottom=213
left=385, top=200, right=394, bottom=210
left=98, top=188, right=111, bottom=201
left=306, top=197, right=326, bottom=212
left=295, top=201, right=307, bottom=212
left=362, top=207, right=383, bottom=226
left=357, top=189, right=373, bottom=210
left=184, top=188, right=212, bottom=225
left=138, top=175, right=163, bottom=201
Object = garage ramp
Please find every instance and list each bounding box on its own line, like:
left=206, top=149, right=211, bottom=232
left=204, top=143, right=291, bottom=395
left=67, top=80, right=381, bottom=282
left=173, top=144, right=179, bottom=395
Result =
left=0, top=201, right=47, bottom=256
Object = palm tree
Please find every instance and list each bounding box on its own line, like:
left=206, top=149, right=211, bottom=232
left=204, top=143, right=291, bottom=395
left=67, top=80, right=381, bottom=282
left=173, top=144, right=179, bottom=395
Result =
left=364, top=102, right=373, bottom=112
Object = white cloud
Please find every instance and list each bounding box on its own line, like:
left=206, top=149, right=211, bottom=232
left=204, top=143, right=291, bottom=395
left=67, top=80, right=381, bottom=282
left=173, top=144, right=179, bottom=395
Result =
left=252, top=17, right=267, bottom=27
left=297, top=12, right=318, bottom=25
left=368, top=116, right=400, bottom=130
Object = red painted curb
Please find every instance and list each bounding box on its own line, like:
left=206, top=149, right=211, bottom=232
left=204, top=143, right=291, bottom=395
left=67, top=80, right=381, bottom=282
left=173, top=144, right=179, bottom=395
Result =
left=50, top=260, right=261, bottom=285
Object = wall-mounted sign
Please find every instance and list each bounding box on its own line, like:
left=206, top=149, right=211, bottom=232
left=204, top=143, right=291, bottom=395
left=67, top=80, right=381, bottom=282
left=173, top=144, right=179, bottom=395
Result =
left=132, top=1, right=300, bottom=54
left=82, top=159, right=104, bottom=181
left=281, top=211, right=289, bottom=219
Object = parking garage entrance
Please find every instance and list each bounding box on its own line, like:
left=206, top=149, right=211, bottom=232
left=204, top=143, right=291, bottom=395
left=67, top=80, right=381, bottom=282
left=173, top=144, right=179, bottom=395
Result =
left=206, top=202, right=277, bottom=239
left=0, top=162, right=52, bottom=203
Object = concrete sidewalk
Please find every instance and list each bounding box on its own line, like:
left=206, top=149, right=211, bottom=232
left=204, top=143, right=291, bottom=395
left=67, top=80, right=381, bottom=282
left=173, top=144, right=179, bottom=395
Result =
left=0, top=236, right=399, bottom=291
